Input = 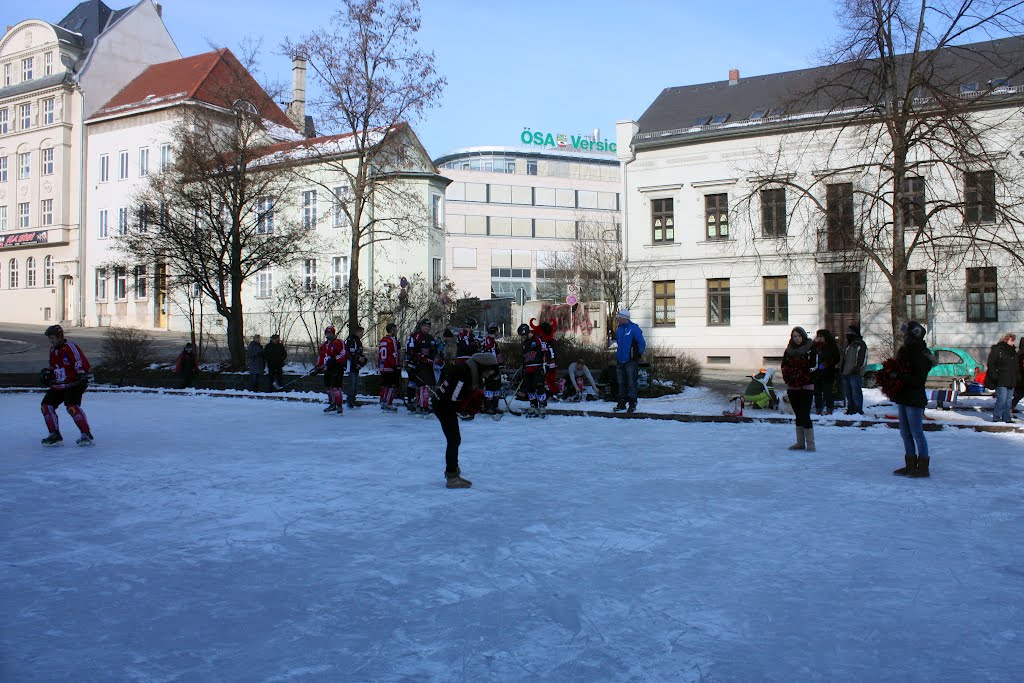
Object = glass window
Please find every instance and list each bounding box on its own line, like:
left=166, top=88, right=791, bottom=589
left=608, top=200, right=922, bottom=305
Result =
left=535, top=219, right=555, bottom=238
left=446, top=182, right=465, bottom=201
left=652, top=198, right=674, bottom=243
left=761, top=188, right=786, bottom=237
left=98, top=209, right=108, bottom=238
left=964, top=171, right=995, bottom=224
left=489, top=216, right=512, bottom=236
left=446, top=214, right=465, bottom=233
left=0, top=206, right=7, bottom=231
left=3, top=64, right=11, bottom=87
left=134, top=266, right=148, bottom=299
left=302, top=190, right=317, bottom=229
left=0, top=110, right=7, bottom=135
left=431, top=194, right=442, bottom=228
left=598, top=192, right=618, bottom=210
left=139, top=147, right=149, bottom=177
left=511, top=186, right=532, bottom=205
left=966, top=267, right=997, bottom=322
left=332, top=256, right=348, bottom=290
left=526, top=160, right=538, bottom=175
left=18, top=202, right=29, bottom=228
left=578, top=190, right=598, bottom=209
left=556, top=220, right=576, bottom=239
left=511, top=218, right=532, bottom=237
left=432, top=257, right=442, bottom=283
left=902, top=176, right=925, bottom=228
left=118, top=207, right=128, bottom=235
left=332, top=187, right=350, bottom=228
left=256, top=270, right=273, bottom=299
left=114, top=267, right=127, bottom=300
left=8, top=258, right=18, bottom=288
left=653, top=281, right=675, bottom=326
left=535, top=187, right=555, bottom=206
left=44, top=255, right=54, bottom=287
left=763, top=276, right=788, bottom=324
left=26, top=256, right=37, bottom=287
left=489, top=185, right=511, bottom=204
left=0, top=156, right=6, bottom=182
left=41, top=148, right=54, bottom=175
left=466, top=215, right=486, bottom=235
left=42, top=98, right=55, bottom=125
left=18, top=152, right=30, bottom=179
left=707, top=279, right=731, bottom=326
left=257, top=197, right=275, bottom=233
left=555, top=189, right=576, bottom=208
left=303, top=259, right=317, bottom=291
left=95, top=268, right=108, bottom=301
left=44, top=52, right=53, bottom=76
left=40, top=199, right=53, bottom=225
left=21, top=57, right=33, bottom=81
left=160, top=144, right=171, bottom=171
left=905, top=270, right=928, bottom=321
left=826, top=183, right=855, bottom=250
left=118, top=151, right=129, bottom=180
left=99, top=154, right=109, bottom=183
left=465, top=183, right=487, bottom=202
left=705, top=193, right=729, bottom=240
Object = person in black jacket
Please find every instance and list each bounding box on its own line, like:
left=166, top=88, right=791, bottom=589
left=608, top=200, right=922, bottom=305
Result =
left=433, top=353, right=500, bottom=489
left=174, top=342, right=199, bottom=389
left=264, top=334, right=288, bottom=390
left=781, top=326, right=818, bottom=452
left=813, top=328, right=841, bottom=415
left=345, top=326, right=367, bottom=409
left=892, top=321, right=936, bottom=478
left=1012, top=337, right=1024, bottom=415
left=985, top=332, right=1018, bottom=423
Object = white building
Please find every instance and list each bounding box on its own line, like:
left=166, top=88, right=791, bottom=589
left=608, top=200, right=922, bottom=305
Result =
left=617, top=39, right=1024, bottom=368
left=0, top=0, right=179, bottom=326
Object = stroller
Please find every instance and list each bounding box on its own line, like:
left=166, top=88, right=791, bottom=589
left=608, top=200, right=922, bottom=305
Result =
left=742, top=368, right=780, bottom=410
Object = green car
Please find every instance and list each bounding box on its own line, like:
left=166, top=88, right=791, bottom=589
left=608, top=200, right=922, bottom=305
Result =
left=864, top=347, right=985, bottom=388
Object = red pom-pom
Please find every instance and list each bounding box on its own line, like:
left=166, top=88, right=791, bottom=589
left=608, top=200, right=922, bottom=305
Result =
left=877, top=357, right=908, bottom=401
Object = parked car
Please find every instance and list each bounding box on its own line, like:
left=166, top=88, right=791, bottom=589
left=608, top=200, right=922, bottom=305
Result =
left=864, top=347, right=984, bottom=388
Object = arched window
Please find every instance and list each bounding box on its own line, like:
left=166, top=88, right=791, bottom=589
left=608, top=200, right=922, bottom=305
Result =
left=44, top=255, right=54, bottom=287
left=26, top=256, right=37, bottom=287
left=8, top=258, right=19, bottom=288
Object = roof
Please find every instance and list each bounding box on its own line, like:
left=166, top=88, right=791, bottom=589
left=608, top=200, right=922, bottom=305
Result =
left=634, top=34, right=1024, bottom=146
left=56, top=0, right=120, bottom=53
left=0, top=72, right=73, bottom=100
left=433, top=145, right=621, bottom=166
left=89, top=48, right=298, bottom=131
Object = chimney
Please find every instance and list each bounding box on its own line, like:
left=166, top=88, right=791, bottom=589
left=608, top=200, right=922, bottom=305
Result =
left=286, top=56, right=307, bottom=134
left=154, top=2, right=162, bottom=18
left=729, top=68, right=740, bottom=85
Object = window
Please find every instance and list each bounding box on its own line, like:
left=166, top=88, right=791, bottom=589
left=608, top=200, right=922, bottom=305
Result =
left=256, top=197, right=274, bottom=233
left=40, top=199, right=53, bottom=226
left=99, top=154, right=109, bottom=183
left=966, top=267, right=997, bottom=322
left=653, top=280, right=676, bottom=326
left=431, top=194, right=442, bottom=228
left=20, top=104, right=31, bottom=130
left=18, top=202, right=29, bottom=228
left=332, top=256, right=348, bottom=290
left=8, top=258, right=19, bottom=288
left=118, top=151, right=129, bottom=180
left=138, top=147, right=149, bottom=177
left=763, top=276, right=789, bottom=324
left=136, top=207, right=148, bottom=233
left=117, top=207, right=128, bottom=235
left=526, top=159, right=538, bottom=175
left=256, top=270, right=273, bottom=298
left=964, top=171, right=995, bottom=224
left=707, top=278, right=731, bottom=326
left=303, top=259, right=317, bottom=291
left=705, top=193, right=729, bottom=239
left=22, top=57, right=33, bottom=82
left=902, top=176, right=925, bottom=228
left=692, top=115, right=712, bottom=127
left=18, top=152, right=30, bottom=179
left=761, top=188, right=786, bottom=237
left=26, top=256, right=37, bottom=287
left=95, top=268, right=108, bottom=301
left=0, top=110, right=7, bottom=135
left=302, top=190, right=317, bottom=229
left=711, top=113, right=730, bottom=125
left=0, top=206, right=7, bottom=231
left=825, top=182, right=855, bottom=250
left=0, top=156, right=7, bottom=182
left=824, top=272, right=861, bottom=336
left=652, top=198, right=674, bottom=243
left=44, top=256, right=54, bottom=287
left=331, top=187, right=349, bottom=228
left=432, top=257, right=443, bottom=284
left=159, top=144, right=171, bottom=171
left=134, top=266, right=148, bottom=299
left=41, top=148, right=54, bottom=175
left=905, top=270, right=928, bottom=322
left=114, top=267, right=127, bottom=300
left=44, top=52, right=53, bottom=76
left=3, top=64, right=10, bottom=87
left=98, top=209, right=109, bottom=238
left=489, top=249, right=532, bottom=298
left=41, top=98, right=55, bottom=125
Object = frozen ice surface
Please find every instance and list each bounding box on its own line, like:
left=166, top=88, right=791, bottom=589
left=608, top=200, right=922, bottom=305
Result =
left=1, top=392, right=1022, bottom=682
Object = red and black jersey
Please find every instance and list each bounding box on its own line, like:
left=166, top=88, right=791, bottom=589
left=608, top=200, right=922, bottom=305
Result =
left=378, top=335, right=399, bottom=371
left=482, top=335, right=497, bottom=354
left=455, top=330, right=479, bottom=361
left=436, top=362, right=484, bottom=416
left=406, top=331, right=435, bottom=367
left=542, top=337, right=556, bottom=366
left=49, top=339, right=90, bottom=389
left=521, top=335, right=543, bottom=372
left=345, top=335, right=366, bottom=372
left=316, top=339, right=348, bottom=372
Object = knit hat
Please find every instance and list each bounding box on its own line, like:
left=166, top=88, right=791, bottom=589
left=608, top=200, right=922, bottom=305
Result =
left=846, top=324, right=860, bottom=336
left=616, top=309, right=631, bottom=320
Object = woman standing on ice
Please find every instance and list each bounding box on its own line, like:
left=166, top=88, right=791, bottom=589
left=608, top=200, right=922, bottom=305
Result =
left=781, top=326, right=817, bottom=452
left=890, top=321, right=935, bottom=478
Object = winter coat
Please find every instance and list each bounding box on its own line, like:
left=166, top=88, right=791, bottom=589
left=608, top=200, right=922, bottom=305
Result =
left=246, top=341, right=265, bottom=373
left=1017, top=342, right=1024, bottom=392
left=264, top=341, right=287, bottom=369
left=841, top=337, right=868, bottom=376
left=985, top=341, right=1018, bottom=389
left=615, top=321, right=646, bottom=364
left=815, top=339, right=841, bottom=378
left=345, top=335, right=366, bottom=373
left=174, top=349, right=198, bottom=374
left=781, top=327, right=817, bottom=391
left=892, top=339, right=934, bottom=408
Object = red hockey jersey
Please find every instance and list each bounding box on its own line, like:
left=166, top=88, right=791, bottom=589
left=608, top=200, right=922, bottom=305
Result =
left=378, top=336, right=399, bottom=371
left=49, top=340, right=90, bottom=389
left=316, top=339, right=348, bottom=370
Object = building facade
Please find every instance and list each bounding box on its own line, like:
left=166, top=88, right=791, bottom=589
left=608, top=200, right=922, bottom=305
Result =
left=617, top=39, right=1024, bottom=368
left=0, top=0, right=179, bottom=326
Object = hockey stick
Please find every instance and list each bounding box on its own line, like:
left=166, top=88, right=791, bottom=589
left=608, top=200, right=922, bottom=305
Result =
left=275, top=368, right=317, bottom=391
left=499, top=370, right=525, bottom=416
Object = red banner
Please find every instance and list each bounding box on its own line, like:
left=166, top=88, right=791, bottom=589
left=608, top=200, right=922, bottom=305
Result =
left=0, top=231, right=48, bottom=248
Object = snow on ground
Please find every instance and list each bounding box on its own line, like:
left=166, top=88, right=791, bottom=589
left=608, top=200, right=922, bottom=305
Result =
left=1, top=392, right=1023, bottom=682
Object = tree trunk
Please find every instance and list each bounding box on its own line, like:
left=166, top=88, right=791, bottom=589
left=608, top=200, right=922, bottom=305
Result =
left=227, top=304, right=246, bottom=370
left=348, top=237, right=362, bottom=332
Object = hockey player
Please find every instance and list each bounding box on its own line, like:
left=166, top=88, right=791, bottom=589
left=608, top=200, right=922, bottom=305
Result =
left=40, top=325, right=94, bottom=446
left=344, top=325, right=367, bottom=409
left=455, top=318, right=479, bottom=364
left=481, top=322, right=503, bottom=414
left=378, top=323, right=401, bottom=412
left=434, top=352, right=500, bottom=488
left=519, top=323, right=546, bottom=417
left=406, top=318, right=436, bottom=413
left=537, top=321, right=560, bottom=399
left=311, top=326, right=348, bottom=414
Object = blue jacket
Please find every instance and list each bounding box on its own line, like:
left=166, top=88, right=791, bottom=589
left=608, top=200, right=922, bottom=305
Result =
left=615, top=321, right=646, bottom=363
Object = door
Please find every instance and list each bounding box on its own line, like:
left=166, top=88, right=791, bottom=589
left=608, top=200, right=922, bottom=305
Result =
left=61, top=276, right=73, bottom=322
left=823, top=272, right=860, bottom=335
left=155, top=264, right=168, bottom=328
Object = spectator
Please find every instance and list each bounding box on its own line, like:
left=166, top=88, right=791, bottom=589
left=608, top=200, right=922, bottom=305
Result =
left=246, top=335, right=265, bottom=392
left=1012, top=337, right=1024, bottom=415
left=985, top=332, right=1018, bottom=423
left=174, top=342, right=199, bottom=388
left=781, top=326, right=818, bottom=452
left=613, top=309, right=646, bottom=414
left=345, top=326, right=367, bottom=408
left=265, top=334, right=288, bottom=390
left=840, top=324, right=868, bottom=415
left=813, top=328, right=841, bottom=415
left=891, top=321, right=935, bottom=477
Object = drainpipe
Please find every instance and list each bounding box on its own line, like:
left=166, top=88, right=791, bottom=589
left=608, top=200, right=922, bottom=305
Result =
left=76, top=87, right=87, bottom=327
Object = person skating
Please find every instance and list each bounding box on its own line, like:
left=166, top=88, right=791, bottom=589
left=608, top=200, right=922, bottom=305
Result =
left=985, top=332, right=1018, bottom=423
left=481, top=322, right=503, bottom=414
left=455, top=318, right=480, bottom=364
left=246, top=335, right=265, bottom=392
left=840, top=324, right=868, bottom=415
left=264, top=334, right=288, bottom=390
left=781, top=326, right=818, bottom=452
left=311, top=326, right=348, bottom=414
left=613, top=310, right=646, bottom=414
left=890, top=321, right=936, bottom=477
left=174, top=342, right=199, bottom=389
left=40, top=325, right=94, bottom=447
left=519, top=323, right=545, bottom=416
left=536, top=321, right=560, bottom=401
left=378, top=323, right=401, bottom=412
left=433, top=352, right=501, bottom=488
left=813, top=328, right=841, bottom=415
left=345, top=326, right=367, bottom=409
left=406, top=319, right=437, bottom=414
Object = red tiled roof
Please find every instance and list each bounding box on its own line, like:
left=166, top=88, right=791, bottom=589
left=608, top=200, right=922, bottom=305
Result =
left=91, top=48, right=297, bottom=131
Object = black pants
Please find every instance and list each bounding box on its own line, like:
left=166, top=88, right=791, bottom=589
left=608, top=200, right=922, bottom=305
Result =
left=434, top=401, right=461, bottom=476
left=814, top=370, right=836, bottom=413
left=267, top=366, right=284, bottom=389
left=42, top=385, right=87, bottom=407
left=789, top=389, right=814, bottom=429
left=181, top=370, right=194, bottom=389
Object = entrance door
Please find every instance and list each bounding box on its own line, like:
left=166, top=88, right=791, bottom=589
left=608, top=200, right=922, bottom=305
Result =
left=824, top=272, right=860, bottom=335
left=155, top=264, right=168, bottom=328
left=61, top=276, right=73, bottom=322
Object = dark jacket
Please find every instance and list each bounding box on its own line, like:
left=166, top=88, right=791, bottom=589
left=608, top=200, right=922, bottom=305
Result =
left=841, top=337, right=868, bottom=376
left=816, top=339, right=841, bottom=377
left=893, top=339, right=934, bottom=408
left=345, top=335, right=366, bottom=373
left=264, top=341, right=287, bottom=369
left=985, top=341, right=1018, bottom=389
left=781, top=327, right=817, bottom=390
left=246, top=341, right=265, bottom=373
left=174, top=349, right=198, bottom=374
left=1017, top=341, right=1024, bottom=392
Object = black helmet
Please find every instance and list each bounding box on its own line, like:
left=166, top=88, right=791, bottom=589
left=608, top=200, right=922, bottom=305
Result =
left=44, top=324, right=64, bottom=337
left=385, top=322, right=397, bottom=334
left=463, top=317, right=477, bottom=328
left=517, top=323, right=530, bottom=336
left=487, top=322, right=498, bottom=334
left=418, top=318, right=431, bottom=328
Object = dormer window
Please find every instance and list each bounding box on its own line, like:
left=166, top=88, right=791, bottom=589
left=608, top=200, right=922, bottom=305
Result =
left=990, top=78, right=1009, bottom=89
left=44, top=52, right=53, bottom=76
left=3, top=64, right=11, bottom=87
left=959, top=82, right=978, bottom=94
left=711, top=114, right=731, bottom=125
left=21, top=57, right=33, bottom=82
left=749, top=109, right=767, bottom=120
left=691, top=116, right=712, bottom=127
left=768, top=107, right=785, bottom=117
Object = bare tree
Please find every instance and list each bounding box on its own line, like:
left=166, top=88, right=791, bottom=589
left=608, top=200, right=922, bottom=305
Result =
left=739, top=0, right=1024, bottom=347
left=116, top=48, right=312, bottom=368
left=364, top=274, right=460, bottom=342
left=279, top=275, right=348, bottom=356
left=285, top=0, right=446, bottom=332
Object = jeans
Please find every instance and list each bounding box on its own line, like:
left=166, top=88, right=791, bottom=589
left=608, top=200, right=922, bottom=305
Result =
left=842, top=374, right=863, bottom=414
left=248, top=371, right=262, bottom=392
left=897, top=404, right=928, bottom=457
left=267, top=366, right=284, bottom=390
left=346, top=370, right=360, bottom=407
left=1013, top=389, right=1023, bottom=413
left=993, top=386, right=1013, bottom=422
left=616, top=360, right=639, bottom=403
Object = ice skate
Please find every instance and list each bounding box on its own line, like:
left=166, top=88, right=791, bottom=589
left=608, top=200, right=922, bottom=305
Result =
left=613, top=401, right=628, bottom=412
left=76, top=433, right=95, bottom=447
left=41, top=432, right=63, bottom=447
left=323, top=403, right=337, bottom=413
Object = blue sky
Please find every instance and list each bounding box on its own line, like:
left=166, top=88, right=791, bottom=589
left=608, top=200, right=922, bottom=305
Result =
left=6, top=0, right=842, bottom=157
